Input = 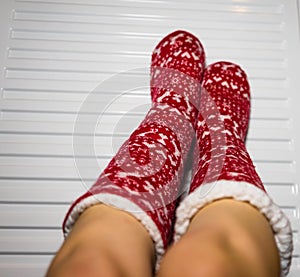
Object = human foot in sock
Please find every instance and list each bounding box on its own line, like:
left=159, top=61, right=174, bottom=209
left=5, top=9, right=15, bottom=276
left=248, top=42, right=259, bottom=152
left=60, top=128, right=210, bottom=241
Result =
left=63, top=30, right=206, bottom=263
left=174, top=61, right=293, bottom=275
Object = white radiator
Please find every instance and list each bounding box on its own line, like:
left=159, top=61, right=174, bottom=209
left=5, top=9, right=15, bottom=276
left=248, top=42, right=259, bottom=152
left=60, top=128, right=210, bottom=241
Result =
left=0, top=0, right=299, bottom=276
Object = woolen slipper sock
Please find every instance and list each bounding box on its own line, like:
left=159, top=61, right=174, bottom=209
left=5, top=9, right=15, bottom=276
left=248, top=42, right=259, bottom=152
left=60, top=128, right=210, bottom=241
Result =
left=63, top=30, right=206, bottom=263
left=174, top=61, right=293, bottom=276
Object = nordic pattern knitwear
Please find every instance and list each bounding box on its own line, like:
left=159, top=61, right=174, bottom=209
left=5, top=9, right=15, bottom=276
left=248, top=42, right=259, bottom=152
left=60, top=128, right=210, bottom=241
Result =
left=175, top=62, right=293, bottom=276
left=63, top=30, right=206, bottom=263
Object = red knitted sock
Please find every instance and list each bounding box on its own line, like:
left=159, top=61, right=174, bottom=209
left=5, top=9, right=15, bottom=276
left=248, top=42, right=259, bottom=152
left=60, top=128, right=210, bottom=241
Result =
left=63, top=30, right=205, bottom=263
left=174, top=61, right=293, bottom=276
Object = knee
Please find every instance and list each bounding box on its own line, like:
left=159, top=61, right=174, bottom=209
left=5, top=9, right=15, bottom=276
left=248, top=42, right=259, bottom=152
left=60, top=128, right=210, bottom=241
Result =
left=46, top=244, right=121, bottom=277
left=158, top=254, right=230, bottom=277
left=158, top=229, right=236, bottom=277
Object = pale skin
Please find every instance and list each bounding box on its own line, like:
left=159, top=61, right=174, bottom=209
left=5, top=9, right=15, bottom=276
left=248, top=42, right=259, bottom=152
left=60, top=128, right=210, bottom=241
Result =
left=46, top=198, right=280, bottom=277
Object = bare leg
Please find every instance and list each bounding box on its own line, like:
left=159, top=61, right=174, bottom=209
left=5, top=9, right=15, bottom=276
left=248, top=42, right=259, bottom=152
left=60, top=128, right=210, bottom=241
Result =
left=46, top=204, right=155, bottom=277
left=157, top=199, right=280, bottom=277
